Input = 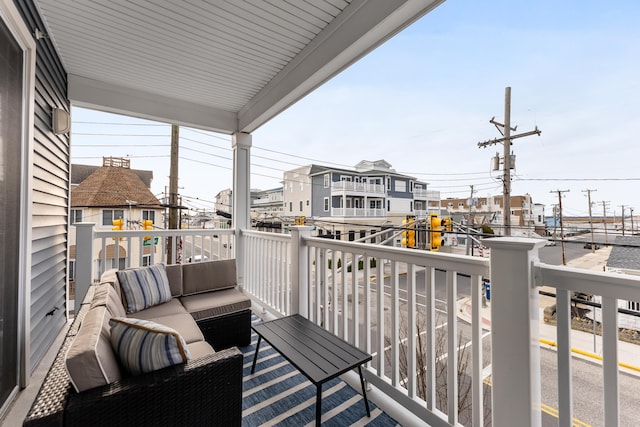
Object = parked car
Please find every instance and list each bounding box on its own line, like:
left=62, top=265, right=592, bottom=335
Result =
left=187, top=255, right=209, bottom=263
left=583, top=242, right=600, bottom=250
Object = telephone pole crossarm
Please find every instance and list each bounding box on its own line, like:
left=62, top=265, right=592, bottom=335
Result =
left=477, top=127, right=542, bottom=148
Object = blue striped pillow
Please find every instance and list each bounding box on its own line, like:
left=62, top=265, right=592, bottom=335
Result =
left=109, top=317, right=191, bottom=375
left=116, top=264, right=172, bottom=313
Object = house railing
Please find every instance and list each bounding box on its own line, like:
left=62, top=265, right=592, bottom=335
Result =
left=331, top=207, right=386, bottom=217
left=74, top=223, right=235, bottom=304
left=244, top=226, right=491, bottom=426
left=74, top=225, right=637, bottom=427
left=332, top=181, right=385, bottom=194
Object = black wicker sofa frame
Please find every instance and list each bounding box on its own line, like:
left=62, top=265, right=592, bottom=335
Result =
left=24, top=259, right=251, bottom=426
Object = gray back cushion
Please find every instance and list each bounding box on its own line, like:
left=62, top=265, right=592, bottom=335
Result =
left=165, top=263, right=183, bottom=297
left=182, top=259, right=236, bottom=295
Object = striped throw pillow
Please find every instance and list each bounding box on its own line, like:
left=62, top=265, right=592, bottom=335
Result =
left=116, top=264, right=172, bottom=313
left=109, top=317, right=191, bottom=376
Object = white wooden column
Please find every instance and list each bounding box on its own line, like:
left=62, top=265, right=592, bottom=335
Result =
left=483, top=237, right=545, bottom=427
left=232, top=132, right=251, bottom=288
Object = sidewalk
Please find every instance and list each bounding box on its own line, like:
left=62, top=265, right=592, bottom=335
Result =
left=457, top=245, right=640, bottom=375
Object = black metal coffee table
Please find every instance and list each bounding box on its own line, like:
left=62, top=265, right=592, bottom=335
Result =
left=251, top=314, right=372, bottom=426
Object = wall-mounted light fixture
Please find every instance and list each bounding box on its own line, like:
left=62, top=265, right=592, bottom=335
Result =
left=52, top=108, right=70, bottom=134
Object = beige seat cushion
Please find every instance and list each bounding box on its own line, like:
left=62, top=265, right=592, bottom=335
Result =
left=65, top=306, right=122, bottom=392
left=186, top=340, right=216, bottom=359
left=132, top=298, right=186, bottom=319
left=132, top=312, right=205, bottom=344
left=180, top=288, right=251, bottom=321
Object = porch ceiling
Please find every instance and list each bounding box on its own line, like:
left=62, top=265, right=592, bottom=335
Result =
left=34, top=0, right=443, bottom=133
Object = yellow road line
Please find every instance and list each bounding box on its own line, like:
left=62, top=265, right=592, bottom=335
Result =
left=484, top=378, right=592, bottom=426
left=540, top=338, right=640, bottom=373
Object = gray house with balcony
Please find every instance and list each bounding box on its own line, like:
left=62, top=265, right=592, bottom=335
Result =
left=283, top=160, right=440, bottom=241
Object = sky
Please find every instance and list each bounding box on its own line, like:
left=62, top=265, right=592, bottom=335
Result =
left=71, top=0, right=640, bottom=219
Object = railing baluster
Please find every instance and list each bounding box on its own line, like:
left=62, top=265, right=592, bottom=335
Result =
left=446, top=270, right=458, bottom=425
left=425, top=265, right=436, bottom=411
left=602, top=296, right=620, bottom=426
left=407, top=263, right=417, bottom=399
left=471, top=273, right=484, bottom=427
left=391, top=261, right=399, bottom=386
left=351, top=252, right=358, bottom=346
left=376, top=257, right=385, bottom=376
left=556, top=288, right=573, bottom=427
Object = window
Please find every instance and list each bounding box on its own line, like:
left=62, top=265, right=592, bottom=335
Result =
left=482, top=200, right=488, bottom=206
left=458, top=202, right=464, bottom=208
left=494, top=199, right=501, bottom=206
left=394, top=180, right=406, bottom=192
left=335, top=230, right=341, bottom=240
left=70, top=209, right=83, bottom=225
left=370, top=230, right=377, bottom=243
left=387, top=200, right=390, bottom=211
left=359, top=230, right=366, bottom=239
left=410, top=180, right=414, bottom=192
left=410, top=201, right=413, bottom=211
left=629, top=301, right=640, bottom=312
left=289, top=202, right=293, bottom=212
left=447, top=202, right=453, bottom=207
left=415, top=201, right=423, bottom=210
left=306, top=200, right=309, bottom=206
left=323, top=197, right=329, bottom=211
left=324, top=174, right=330, bottom=188
left=386, top=177, right=391, bottom=191
left=142, top=210, right=155, bottom=222
left=299, top=201, right=303, bottom=212
left=348, top=230, right=355, bottom=241
left=103, top=209, right=125, bottom=226
left=142, top=255, right=151, bottom=267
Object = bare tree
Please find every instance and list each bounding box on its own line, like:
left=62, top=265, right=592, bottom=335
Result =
left=387, top=311, right=492, bottom=426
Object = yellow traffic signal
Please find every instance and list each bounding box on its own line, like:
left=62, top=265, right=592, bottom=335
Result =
left=142, top=219, right=153, bottom=230
left=401, top=218, right=416, bottom=248
left=443, top=217, right=453, bottom=232
left=430, top=213, right=444, bottom=251
left=112, top=217, right=124, bottom=231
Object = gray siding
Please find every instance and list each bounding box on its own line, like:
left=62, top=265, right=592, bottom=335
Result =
left=311, top=175, right=329, bottom=217
left=16, top=0, right=69, bottom=372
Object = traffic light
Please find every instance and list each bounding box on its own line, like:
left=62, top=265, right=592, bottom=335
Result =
left=142, top=219, right=153, bottom=241
left=401, top=218, right=416, bottom=248
left=443, top=217, right=453, bottom=232
left=430, top=213, right=444, bottom=251
left=112, top=217, right=124, bottom=231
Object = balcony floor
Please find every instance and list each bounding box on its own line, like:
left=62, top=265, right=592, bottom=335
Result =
left=241, top=316, right=399, bottom=426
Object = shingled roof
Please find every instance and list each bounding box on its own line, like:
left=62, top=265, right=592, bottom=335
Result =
left=71, top=165, right=161, bottom=208
left=71, top=163, right=153, bottom=188
left=607, top=236, right=640, bottom=271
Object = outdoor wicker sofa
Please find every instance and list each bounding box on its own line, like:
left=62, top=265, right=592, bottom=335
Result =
left=24, top=259, right=251, bottom=426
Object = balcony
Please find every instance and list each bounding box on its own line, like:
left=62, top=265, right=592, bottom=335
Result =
left=330, top=208, right=386, bottom=218
left=331, top=181, right=386, bottom=196
left=413, top=189, right=441, bottom=200
left=71, top=225, right=640, bottom=426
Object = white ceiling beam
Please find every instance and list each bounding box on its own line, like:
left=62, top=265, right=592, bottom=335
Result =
left=68, top=74, right=238, bottom=133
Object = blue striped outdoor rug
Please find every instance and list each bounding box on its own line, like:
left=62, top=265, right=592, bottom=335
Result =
left=240, top=316, right=400, bottom=426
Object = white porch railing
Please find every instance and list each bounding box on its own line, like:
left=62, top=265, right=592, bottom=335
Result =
left=74, top=223, right=235, bottom=304
left=243, top=227, right=491, bottom=426
left=332, top=181, right=385, bottom=194
left=331, top=207, right=386, bottom=217
left=74, top=225, right=637, bottom=427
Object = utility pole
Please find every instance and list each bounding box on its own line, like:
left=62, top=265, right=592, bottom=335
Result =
left=168, top=124, right=180, bottom=262
left=631, top=207, right=635, bottom=235
left=478, top=87, right=541, bottom=236
left=551, top=190, right=570, bottom=265
left=582, top=189, right=596, bottom=253
left=466, top=185, right=474, bottom=256
left=619, top=205, right=626, bottom=236
left=601, top=201, right=610, bottom=245
left=552, top=204, right=558, bottom=240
